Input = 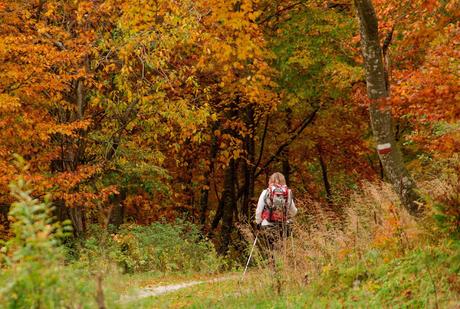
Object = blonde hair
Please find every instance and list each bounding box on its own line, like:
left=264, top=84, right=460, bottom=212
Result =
left=268, top=172, right=286, bottom=186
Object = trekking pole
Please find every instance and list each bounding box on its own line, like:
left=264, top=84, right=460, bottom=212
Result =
left=241, top=233, right=258, bottom=281
left=290, top=225, right=297, bottom=272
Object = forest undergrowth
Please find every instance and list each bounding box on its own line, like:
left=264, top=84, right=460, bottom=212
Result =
left=221, top=156, right=460, bottom=308
left=1, top=157, right=459, bottom=308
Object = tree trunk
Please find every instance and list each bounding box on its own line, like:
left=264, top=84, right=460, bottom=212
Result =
left=354, top=0, right=422, bottom=216
left=0, top=203, right=10, bottom=239
left=200, top=123, right=219, bottom=225
left=379, top=156, right=384, bottom=180
left=68, top=206, right=85, bottom=236
left=109, top=189, right=126, bottom=228
left=218, top=158, right=236, bottom=255
left=241, top=107, right=256, bottom=221
left=282, top=108, right=293, bottom=186
left=317, top=144, right=332, bottom=204
left=211, top=198, right=224, bottom=231
left=241, top=159, right=250, bottom=222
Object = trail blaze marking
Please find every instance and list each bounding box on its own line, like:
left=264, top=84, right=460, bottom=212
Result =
left=377, top=143, right=392, bottom=155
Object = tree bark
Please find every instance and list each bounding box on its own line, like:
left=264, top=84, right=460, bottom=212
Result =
left=354, top=0, right=422, bottom=216
left=240, top=159, right=250, bottom=222
left=281, top=108, right=293, bottom=186
left=241, top=106, right=256, bottom=221
left=211, top=198, right=225, bottom=231
left=68, top=206, right=85, bottom=236
left=218, top=158, right=236, bottom=255
left=109, top=189, right=126, bottom=228
left=199, top=125, right=219, bottom=225
left=317, top=144, right=332, bottom=204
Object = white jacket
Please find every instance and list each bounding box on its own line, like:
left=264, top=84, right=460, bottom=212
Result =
left=255, top=189, right=297, bottom=226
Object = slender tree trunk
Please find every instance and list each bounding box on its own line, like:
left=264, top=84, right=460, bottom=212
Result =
left=282, top=108, right=293, bottom=186
left=247, top=114, right=255, bottom=203
left=379, top=157, right=384, bottom=180
left=218, top=158, right=236, bottom=254
left=354, top=0, right=422, bottom=215
left=241, top=106, right=256, bottom=221
left=317, top=144, right=332, bottom=204
left=56, top=79, right=88, bottom=235
left=241, top=159, right=250, bottom=221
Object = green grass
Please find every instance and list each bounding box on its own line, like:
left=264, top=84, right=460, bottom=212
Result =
left=118, top=240, right=460, bottom=308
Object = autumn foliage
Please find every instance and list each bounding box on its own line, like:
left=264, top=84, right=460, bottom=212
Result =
left=0, top=0, right=458, bottom=250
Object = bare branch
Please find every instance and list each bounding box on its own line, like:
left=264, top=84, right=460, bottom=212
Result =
left=255, top=106, right=320, bottom=178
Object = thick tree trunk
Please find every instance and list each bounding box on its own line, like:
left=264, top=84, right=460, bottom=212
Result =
left=211, top=198, right=224, bottom=231
left=218, top=159, right=236, bottom=255
left=68, top=206, right=85, bottom=236
left=200, top=123, right=219, bottom=225
left=354, top=0, right=422, bottom=216
left=109, top=189, right=126, bottom=228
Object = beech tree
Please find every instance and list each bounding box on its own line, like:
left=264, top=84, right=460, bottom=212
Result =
left=353, top=0, right=422, bottom=215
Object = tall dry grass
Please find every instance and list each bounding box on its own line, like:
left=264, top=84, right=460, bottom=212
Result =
left=237, top=181, right=426, bottom=293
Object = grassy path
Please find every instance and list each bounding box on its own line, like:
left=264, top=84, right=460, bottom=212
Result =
left=114, top=240, right=460, bottom=308
left=119, top=274, right=240, bottom=303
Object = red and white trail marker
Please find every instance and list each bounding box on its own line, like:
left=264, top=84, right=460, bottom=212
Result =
left=377, top=143, right=392, bottom=155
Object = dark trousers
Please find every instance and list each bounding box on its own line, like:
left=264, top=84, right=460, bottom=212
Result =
left=259, top=222, right=291, bottom=259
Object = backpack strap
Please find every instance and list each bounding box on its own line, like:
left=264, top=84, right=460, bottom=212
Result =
left=286, top=189, right=293, bottom=218
left=264, top=187, right=271, bottom=207
left=262, top=188, right=272, bottom=221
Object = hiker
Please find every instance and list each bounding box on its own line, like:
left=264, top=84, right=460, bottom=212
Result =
left=255, top=172, right=297, bottom=252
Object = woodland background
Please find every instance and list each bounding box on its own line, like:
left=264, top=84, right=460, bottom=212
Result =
left=0, top=0, right=459, bottom=308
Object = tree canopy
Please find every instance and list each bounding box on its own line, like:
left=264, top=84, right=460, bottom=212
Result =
left=0, top=0, right=458, bottom=249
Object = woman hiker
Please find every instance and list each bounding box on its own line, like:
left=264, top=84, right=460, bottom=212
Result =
left=255, top=172, right=297, bottom=254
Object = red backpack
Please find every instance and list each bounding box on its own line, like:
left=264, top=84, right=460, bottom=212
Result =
left=262, top=184, right=291, bottom=222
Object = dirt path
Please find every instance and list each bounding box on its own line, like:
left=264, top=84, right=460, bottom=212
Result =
left=119, top=275, right=239, bottom=303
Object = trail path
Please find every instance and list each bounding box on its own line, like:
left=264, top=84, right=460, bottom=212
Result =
left=120, top=274, right=239, bottom=303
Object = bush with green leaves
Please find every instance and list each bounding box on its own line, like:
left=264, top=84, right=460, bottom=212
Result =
left=79, top=221, right=223, bottom=274
left=0, top=161, right=96, bottom=308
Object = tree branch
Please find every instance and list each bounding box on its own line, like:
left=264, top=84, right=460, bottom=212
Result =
left=382, top=26, right=394, bottom=57
left=255, top=106, right=320, bottom=178
left=258, top=1, right=306, bottom=25
left=254, top=115, right=269, bottom=170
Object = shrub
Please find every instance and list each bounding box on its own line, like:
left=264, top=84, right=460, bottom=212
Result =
left=0, top=159, right=96, bottom=308
left=79, top=220, right=223, bottom=274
